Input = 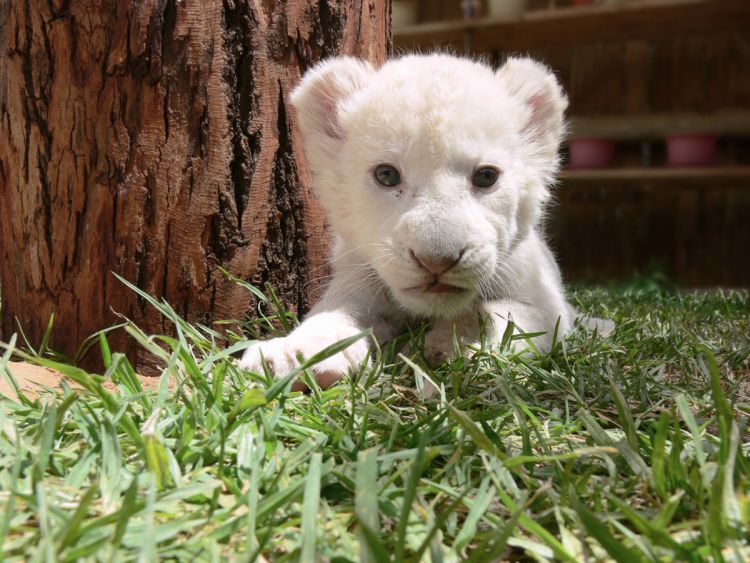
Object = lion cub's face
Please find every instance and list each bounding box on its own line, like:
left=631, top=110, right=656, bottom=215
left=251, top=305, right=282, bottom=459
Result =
left=292, top=55, right=567, bottom=318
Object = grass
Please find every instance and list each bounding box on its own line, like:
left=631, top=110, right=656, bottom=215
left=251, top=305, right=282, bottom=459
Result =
left=0, top=280, right=749, bottom=561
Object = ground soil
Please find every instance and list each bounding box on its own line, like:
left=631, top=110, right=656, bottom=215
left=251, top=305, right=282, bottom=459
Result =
left=0, top=361, right=161, bottom=402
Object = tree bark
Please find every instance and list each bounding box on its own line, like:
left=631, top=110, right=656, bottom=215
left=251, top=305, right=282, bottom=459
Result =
left=0, top=0, right=390, bottom=369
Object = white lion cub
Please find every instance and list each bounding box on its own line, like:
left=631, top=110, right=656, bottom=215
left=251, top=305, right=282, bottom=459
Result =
left=240, top=54, right=576, bottom=387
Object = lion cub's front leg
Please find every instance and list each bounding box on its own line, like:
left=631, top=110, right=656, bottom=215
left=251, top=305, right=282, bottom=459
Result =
left=424, top=301, right=573, bottom=364
left=239, top=310, right=371, bottom=390
left=239, top=264, right=400, bottom=389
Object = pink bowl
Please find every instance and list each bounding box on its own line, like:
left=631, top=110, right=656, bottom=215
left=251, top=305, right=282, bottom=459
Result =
left=666, top=134, right=717, bottom=166
left=567, top=138, right=615, bottom=169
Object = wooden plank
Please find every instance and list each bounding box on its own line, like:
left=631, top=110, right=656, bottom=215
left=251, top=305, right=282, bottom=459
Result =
left=394, top=0, right=750, bottom=53
left=416, top=0, right=464, bottom=24
left=558, top=166, right=750, bottom=183
left=731, top=31, right=750, bottom=106
left=568, top=43, right=627, bottom=115
left=674, top=187, right=700, bottom=285
left=550, top=181, right=750, bottom=286
left=569, top=111, right=750, bottom=140
left=625, top=41, right=651, bottom=114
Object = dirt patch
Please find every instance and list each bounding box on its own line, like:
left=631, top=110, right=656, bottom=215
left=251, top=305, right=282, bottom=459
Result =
left=0, top=361, right=163, bottom=402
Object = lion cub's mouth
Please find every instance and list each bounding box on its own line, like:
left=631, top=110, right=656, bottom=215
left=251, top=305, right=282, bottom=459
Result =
left=406, top=281, right=468, bottom=294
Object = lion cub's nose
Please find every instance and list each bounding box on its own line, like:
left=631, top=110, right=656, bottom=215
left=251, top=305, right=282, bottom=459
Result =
left=410, top=248, right=466, bottom=275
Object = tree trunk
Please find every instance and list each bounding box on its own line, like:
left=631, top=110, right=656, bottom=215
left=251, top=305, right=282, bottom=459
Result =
left=0, top=1, right=390, bottom=369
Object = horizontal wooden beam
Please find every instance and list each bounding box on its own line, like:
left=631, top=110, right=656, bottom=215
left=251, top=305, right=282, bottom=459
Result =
left=394, top=0, right=750, bottom=53
left=558, top=166, right=750, bottom=184
left=568, top=111, right=750, bottom=140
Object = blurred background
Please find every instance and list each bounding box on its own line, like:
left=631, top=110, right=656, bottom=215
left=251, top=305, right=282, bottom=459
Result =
left=393, top=0, right=750, bottom=287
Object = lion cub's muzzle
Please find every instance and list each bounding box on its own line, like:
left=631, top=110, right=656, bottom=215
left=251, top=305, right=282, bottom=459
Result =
left=404, top=247, right=472, bottom=294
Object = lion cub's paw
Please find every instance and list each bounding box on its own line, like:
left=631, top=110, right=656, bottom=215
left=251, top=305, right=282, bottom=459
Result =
left=238, top=330, right=368, bottom=390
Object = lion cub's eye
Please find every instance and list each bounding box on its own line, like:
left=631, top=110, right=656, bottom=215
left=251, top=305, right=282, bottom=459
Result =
left=472, top=166, right=500, bottom=189
left=373, top=164, right=401, bottom=187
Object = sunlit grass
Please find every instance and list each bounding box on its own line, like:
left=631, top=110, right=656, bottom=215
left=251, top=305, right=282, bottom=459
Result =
left=0, top=281, right=748, bottom=561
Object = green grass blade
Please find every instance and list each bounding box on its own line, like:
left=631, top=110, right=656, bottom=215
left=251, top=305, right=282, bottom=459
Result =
left=494, top=486, right=575, bottom=561
left=111, top=477, right=140, bottom=551
left=356, top=448, right=382, bottom=563
left=608, top=372, right=638, bottom=451
left=395, top=432, right=428, bottom=562
left=608, top=495, right=695, bottom=561
left=56, top=485, right=98, bottom=550
left=702, top=349, right=734, bottom=465
left=572, top=497, right=645, bottom=563
left=448, top=404, right=507, bottom=462
left=34, top=403, right=58, bottom=480
left=651, top=410, right=670, bottom=498
left=145, top=433, right=174, bottom=490
left=453, top=476, right=493, bottom=553
left=99, top=333, right=112, bottom=369
left=300, top=452, right=323, bottom=562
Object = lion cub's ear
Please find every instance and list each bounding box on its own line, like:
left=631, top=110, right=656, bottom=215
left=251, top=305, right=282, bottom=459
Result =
left=290, top=57, right=374, bottom=155
left=497, top=57, right=568, bottom=159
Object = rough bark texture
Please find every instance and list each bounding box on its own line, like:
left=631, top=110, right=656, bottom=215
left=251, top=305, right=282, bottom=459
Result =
left=0, top=0, right=390, bottom=369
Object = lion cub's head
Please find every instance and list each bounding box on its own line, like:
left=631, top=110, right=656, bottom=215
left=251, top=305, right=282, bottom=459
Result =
left=291, top=54, right=567, bottom=318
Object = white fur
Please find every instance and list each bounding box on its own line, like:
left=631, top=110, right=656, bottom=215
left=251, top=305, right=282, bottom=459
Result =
left=240, top=54, right=576, bottom=386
